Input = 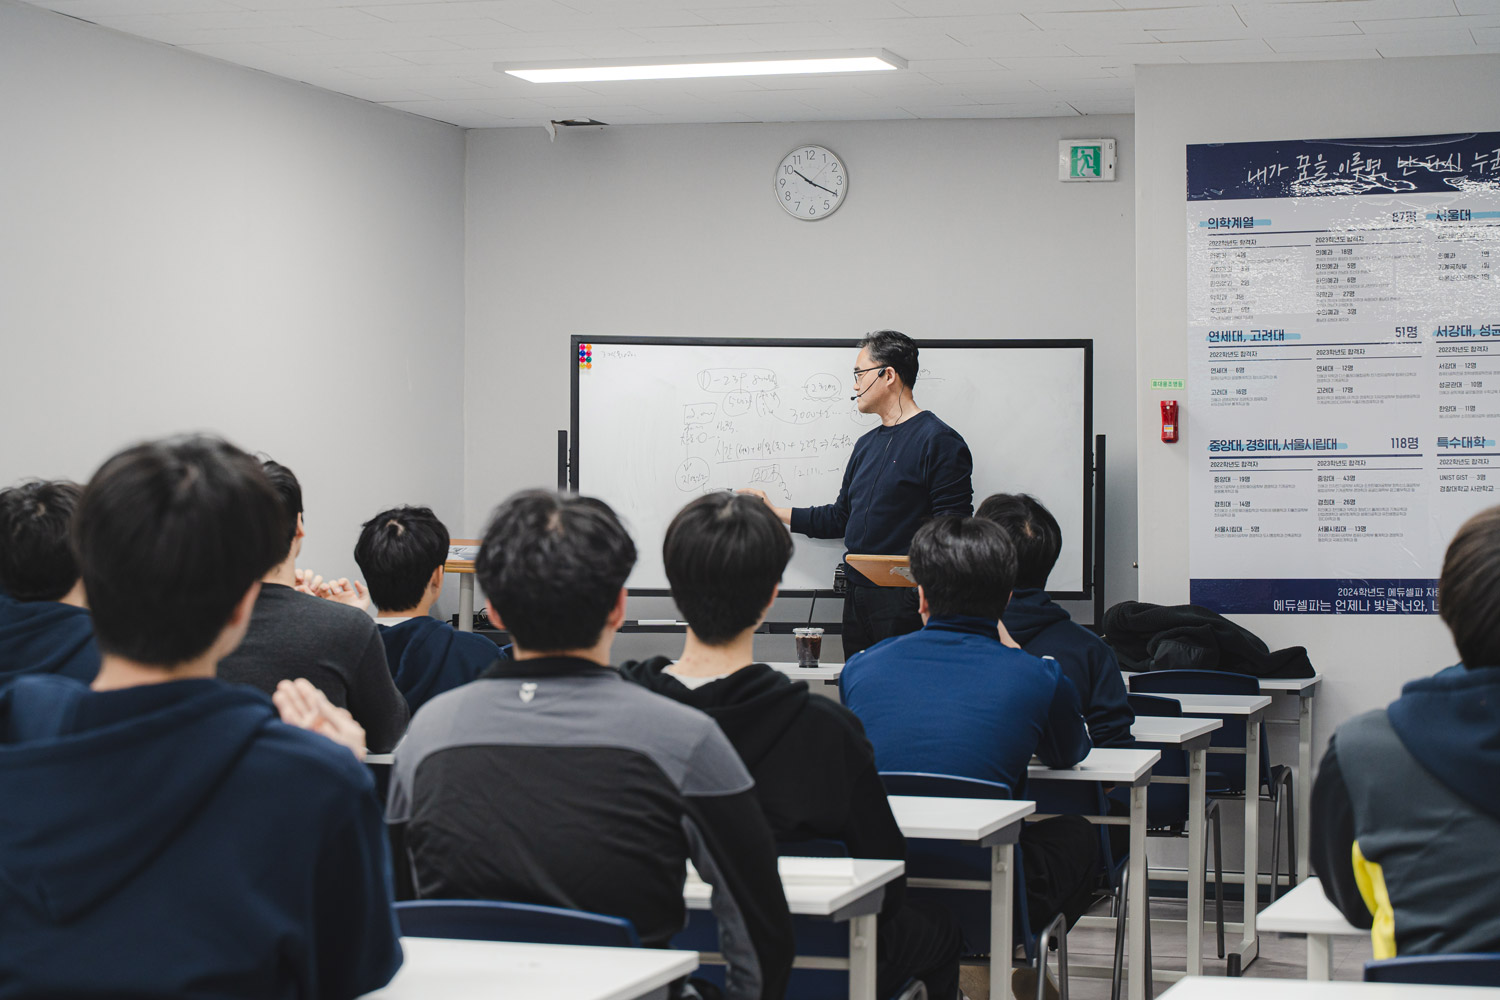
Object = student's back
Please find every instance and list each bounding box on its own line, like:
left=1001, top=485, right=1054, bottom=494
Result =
left=1004, top=589, right=1133, bottom=747
left=1314, top=505, right=1500, bottom=959
left=219, top=582, right=407, bottom=750
left=842, top=615, right=1089, bottom=790
left=979, top=493, right=1133, bottom=748
left=0, top=591, right=98, bottom=683
left=0, top=481, right=99, bottom=684
left=624, top=658, right=904, bottom=856
left=0, top=675, right=398, bottom=999
left=378, top=616, right=495, bottom=714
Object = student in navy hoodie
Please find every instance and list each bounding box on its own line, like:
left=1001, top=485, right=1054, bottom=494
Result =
left=0, top=480, right=99, bottom=683
left=977, top=493, right=1134, bottom=748
left=1312, top=504, right=1500, bottom=959
left=0, top=435, right=402, bottom=999
left=354, top=505, right=498, bottom=715
left=621, top=491, right=963, bottom=1000
left=840, top=517, right=1098, bottom=951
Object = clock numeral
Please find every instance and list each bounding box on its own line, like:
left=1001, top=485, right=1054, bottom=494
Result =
left=835, top=175, right=842, bottom=186
left=795, top=201, right=801, bottom=210
left=824, top=200, right=830, bottom=210
left=779, top=178, right=786, bottom=188
left=785, top=192, right=791, bottom=202
left=809, top=206, right=816, bottom=216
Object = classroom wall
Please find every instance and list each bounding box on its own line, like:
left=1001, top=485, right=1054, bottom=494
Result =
left=0, top=0, right=467, bottom=591
left=463, top=116, right=1140, bottom=616
left=1135, top=56, right=1500, bottom=754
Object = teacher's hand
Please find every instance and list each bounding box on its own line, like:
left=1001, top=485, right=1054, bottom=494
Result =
left=737, top=488, right=793, bottom=526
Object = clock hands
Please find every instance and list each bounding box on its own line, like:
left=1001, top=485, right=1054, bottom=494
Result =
left=793, top=168, right=838, bottom=197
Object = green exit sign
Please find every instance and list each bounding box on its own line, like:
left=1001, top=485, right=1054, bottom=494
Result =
left=1059, top=139, right=1116, bottom=182
left=1151, top=378, right=1185, bottom=390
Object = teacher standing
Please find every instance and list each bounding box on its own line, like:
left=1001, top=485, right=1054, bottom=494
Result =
left=742, top=331, right=974, bottom=658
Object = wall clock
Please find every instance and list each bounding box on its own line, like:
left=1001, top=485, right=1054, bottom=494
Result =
left=775, top=145, right=846, bottom=220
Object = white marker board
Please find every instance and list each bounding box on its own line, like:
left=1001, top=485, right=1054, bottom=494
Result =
left=572, top=338, right=1093, bottom=596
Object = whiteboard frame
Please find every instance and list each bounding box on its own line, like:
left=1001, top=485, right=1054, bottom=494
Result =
left=570, top=335, right=1094, bottom=600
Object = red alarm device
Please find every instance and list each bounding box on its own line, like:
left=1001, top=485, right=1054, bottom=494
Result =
left=1160, top=400, right=1179, bottom=443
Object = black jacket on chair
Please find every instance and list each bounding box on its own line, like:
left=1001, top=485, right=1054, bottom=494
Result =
left=1102, top=601, right=1314, bottom=678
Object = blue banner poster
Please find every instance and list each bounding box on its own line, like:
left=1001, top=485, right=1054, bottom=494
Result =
left=1186, top=133, right=1500, bottom=614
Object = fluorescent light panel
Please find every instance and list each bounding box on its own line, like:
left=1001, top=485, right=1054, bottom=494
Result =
left=504, top=51, right=904, bottom=84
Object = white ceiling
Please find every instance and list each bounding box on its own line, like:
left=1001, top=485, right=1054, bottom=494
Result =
left=23, top=0, right=1500, bottom=127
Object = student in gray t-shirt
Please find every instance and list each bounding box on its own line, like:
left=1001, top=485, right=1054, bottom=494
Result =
left=217, top=460, right=408, bottom=752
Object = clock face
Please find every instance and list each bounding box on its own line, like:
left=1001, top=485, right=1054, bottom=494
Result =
left=775, top=145, right=847, bottom=220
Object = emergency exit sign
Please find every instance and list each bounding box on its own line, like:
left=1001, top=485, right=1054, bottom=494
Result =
left=1059, top=139, right=1116, bottom=182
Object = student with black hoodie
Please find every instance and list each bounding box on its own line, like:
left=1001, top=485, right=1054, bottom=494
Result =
left=1312, top=504, right=1500, bottom=959
left=977, top=493, right=1133, bottom=749
left=0, top=435, right=401, bottom=999
left=622, top=491, right=963, bottom=1000
left=0, top=480, right=99, bottom=683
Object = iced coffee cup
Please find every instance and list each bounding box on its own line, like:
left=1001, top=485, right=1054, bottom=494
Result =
left=793, top=627, right=824, bottom=668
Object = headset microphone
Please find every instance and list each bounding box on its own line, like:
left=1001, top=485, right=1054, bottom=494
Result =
left=849, top=367, right=888, bottom=401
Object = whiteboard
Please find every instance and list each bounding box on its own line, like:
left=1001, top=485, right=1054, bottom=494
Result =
left=572, top=338, right=1092, bottom=596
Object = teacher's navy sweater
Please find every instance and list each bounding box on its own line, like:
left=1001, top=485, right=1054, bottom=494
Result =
left=790, top=410, right=973, bottom=585
left=840, top=615, right=1091, bottom=792
left=0, top=592, right=99, bottom=684
left=0, top=674, right=402, bottom=999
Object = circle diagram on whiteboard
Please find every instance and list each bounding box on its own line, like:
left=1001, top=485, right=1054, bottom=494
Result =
left=775, top=145, right=846, bottom=220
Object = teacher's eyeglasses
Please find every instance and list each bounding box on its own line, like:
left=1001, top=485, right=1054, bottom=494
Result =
left=852, top=365, right=888, bottom=383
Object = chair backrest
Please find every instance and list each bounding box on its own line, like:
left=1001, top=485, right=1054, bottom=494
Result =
left=1364, top=953, right=1500, bottom=986
left=1128, top=669, right=1268, bottom=794
left=394, top=900, right=640, bottom=948
left=879, top=771, right=1013, bottom=800
left=1128, top=693, right=1183, bottom=718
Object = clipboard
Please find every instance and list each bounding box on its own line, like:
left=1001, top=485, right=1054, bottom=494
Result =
left=844, top=554, right=916, bottom=588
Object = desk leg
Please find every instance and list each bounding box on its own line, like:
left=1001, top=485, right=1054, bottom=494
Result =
left=1240, top=718, right=1262, bottom=967
left=991, top=844, right=1015, bottom=987
left=849, top=914, right=877, bottom=1000
left=1128, top=784, right=1148, bottom=1000
left=1186, top=748, right=1206, bottom=977
left=1307, top=933, right=1333, bottom=981
left=1296, top=695, right=1313, bottom=885
left=458, top=575, right=474, bottom=633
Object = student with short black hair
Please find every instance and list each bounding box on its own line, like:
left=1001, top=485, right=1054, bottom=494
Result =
left=0, top=480, right=99, bottom=682
left=0, top=436, right=401, bottom=999
left=1313, top=505, right=1500, bottom=958
left=978, top=493, right=1133, bottom=748
left=218, top=458, right=409, bottom=751
left=840, top=516, right=1098, bottom=990
left=388, top=490, right=794, bottom=1000
left=622, top=491, right=963, bottom=1000
left=354, top=505, right=496, bottom=714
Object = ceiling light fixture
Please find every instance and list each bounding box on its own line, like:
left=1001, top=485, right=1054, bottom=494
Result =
left=501, top=50, right=905, bottom=84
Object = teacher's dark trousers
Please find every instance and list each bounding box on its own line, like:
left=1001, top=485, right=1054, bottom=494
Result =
left=842, top=584, right=923, bottom=659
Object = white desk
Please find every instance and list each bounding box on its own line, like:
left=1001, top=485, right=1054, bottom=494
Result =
left=888, top=795, right=1035, bottom=984
left=1139, top=691, right=1273, bottom=976
left=1258, top=674, right=1323, bottom=886
left=363, top=937, right=698, bottom=1000
left=1258, top=877, right=1365, bottom=980
left=1129, top=715, right=1224, bottom=978
left=1029, top=747, right=1159, bottom=1000
left=766, top=661, right=845, bottom=683
left=1158, top=976, right=1496, bottom=999
left=684, top=856, right=903, bottom=1000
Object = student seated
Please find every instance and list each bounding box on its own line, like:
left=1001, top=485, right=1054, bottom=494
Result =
left=353, top=505, right=496, bottom=715
left=387, top=490, right=794, bottom=1000
left=840, top=518, right=1098, bottom=950
left=0, top=480, right=99, bottom=683
left=977, top=493, right=1133, bottom=748
left=1313, top=505, right=1500, bottom=958
left=218, top=458, right=409, bottom=751
left=0, top=436, right=401, bottom=999
left=622, top=492, right=964, bottom=1000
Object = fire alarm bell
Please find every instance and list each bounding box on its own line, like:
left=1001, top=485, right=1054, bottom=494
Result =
left=1161, top=400, right=1179, bottom=443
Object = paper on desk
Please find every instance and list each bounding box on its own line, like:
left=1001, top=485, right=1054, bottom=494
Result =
left=448, top=545, right=479, bottom=561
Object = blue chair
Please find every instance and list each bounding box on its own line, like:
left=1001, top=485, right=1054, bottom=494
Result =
left=878, top=772, right=1069, bottom=1000
left=1124, top=694, right=1225, bottom=964
left=394, top=900, right=640, bottom=947
left=1128, top=669, right=1297, bottom=900
left=1365, top=953, right=1500, bottom=986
